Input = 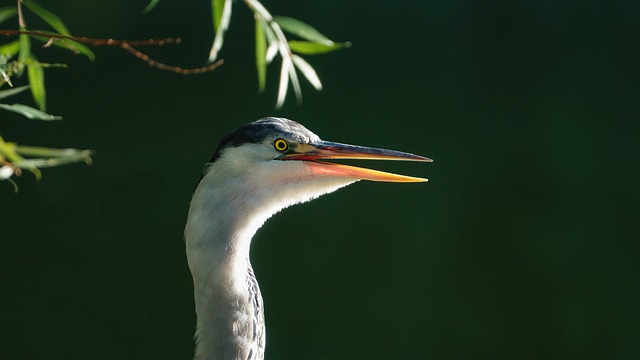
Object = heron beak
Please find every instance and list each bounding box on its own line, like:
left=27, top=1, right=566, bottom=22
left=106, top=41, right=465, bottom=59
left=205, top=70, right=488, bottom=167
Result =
left=280, top=141, right=432, bottom=182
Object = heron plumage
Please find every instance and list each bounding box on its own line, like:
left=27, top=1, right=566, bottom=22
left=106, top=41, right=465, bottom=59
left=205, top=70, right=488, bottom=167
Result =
left=185, top=117, right=429, bottom=359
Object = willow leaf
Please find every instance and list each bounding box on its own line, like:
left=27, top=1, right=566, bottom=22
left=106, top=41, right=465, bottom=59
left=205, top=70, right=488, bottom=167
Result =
left=17, top=28, right=30, bottom=76
left=26, top=56, right=46, bottom=111
left=25, top=2, right=95, bottom=60
left=292, top=55, right=321, bottom=90
left=276, top=57, right=290, bottom=109
left=0, top=85, right=29, bottom=100
left=244, top=0, right=272, bottom=21
left=0, top=6, right=17, bottom=24
left=23, top=1, right=71, bottom=35
left=288, top=40, right=351, bottom=55
left=33, top=36, right=95, bottom=61
left=208, top=0, right=232, bottom=62
left=273, top=16, right=332, bottom=44
left=212, top=0, right=225, bottom=31
left=0, top=40, right=20, bottom=57
left=15, top=146, right=91, bottom=159
left=255, top=16, right=267, bottom=92
left=0, top=103, right=60, bottom=120
left=143, top=0, right=160, bottom=13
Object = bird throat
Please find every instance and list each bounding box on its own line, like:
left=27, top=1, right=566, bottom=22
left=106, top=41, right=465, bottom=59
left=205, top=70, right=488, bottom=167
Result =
left=185, top=175, right=270, bottom=360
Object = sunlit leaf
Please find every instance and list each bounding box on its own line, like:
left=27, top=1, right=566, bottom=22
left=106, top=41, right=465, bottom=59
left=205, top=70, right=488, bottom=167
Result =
left=256, top=16, right=277, bottom=64
left=292, top=55, right=321, bottom=90
left=276, top=57, right=290, bottom=109
left=0, top=6, right=17, bottom=24
left=7, top=178, right=19, bottom=192
left=27, top=56, right=46, bottom=111
left=15, top=146, right=91, bottom=159
left=265, top=43, right=277, bottom=64
left=0, top=85, right=29, bottom=100
left=244, top=0, right=272, bottom=21
left=208, top=0, right=232, bottom=62
left=23, top=1, right=71, bottom=35
left=14, top=154, right=90, bottom=169
left=287, top=58, right=301, bottom=104
left=273, top=16, right=332, bottom=44
left=0, top=135, right=21, bottom=161
left=17, top=28, right=30, bottom=76
left=0, top=40, right=20, bottom=57
left=0, top=103, right=60, bottom=120
left=212, top=0, right=225, bottom=31
left=24, top=2, right=96, bottom=60
left=143, top=0, right=160, bottom=13
left=255, top=16, right=267, bottom=92
left=288, top=40, right=351, bottom=55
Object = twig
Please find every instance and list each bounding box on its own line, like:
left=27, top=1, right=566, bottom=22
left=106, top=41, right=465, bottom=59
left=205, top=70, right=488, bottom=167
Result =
left=17, top=0, right=25, bottom=28
left=0, top=30, right=182, bottom=46
left=119, top=43, right=223, bottom=75
left=0, top=29, right=223, bottom=75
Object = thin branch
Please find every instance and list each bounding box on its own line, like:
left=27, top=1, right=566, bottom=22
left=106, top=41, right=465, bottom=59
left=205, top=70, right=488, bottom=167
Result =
left=120, top=44, right=224, bottom=75
left=0, top=30, right=183, bottom=46
left=17, top=0, right=25, bottom=28
left=0, top=29, right=223, bottom=75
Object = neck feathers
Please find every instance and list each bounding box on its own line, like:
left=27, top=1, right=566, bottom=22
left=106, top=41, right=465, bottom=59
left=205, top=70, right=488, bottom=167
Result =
left=184, top=157, right=358, bottom=359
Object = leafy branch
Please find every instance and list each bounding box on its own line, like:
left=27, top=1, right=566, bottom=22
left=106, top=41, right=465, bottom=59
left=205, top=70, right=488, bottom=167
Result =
left=208, top=0, right=350, bottom=108
left=0, top=0, right=226, bottom=190
left=1, top=0, right=349, bottom=191
left=0, top=30, right=225, bottom=75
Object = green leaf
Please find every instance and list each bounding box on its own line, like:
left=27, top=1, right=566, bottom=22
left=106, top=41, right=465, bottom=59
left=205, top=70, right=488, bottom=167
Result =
left=27, top=55, right=46, bottom=111
left=23, top=1, right=71, bottom=35
left=0, top=103, right=61, bottom=120
left=7, top=178, right=19, bottom=192
left=212, top=0, right=225, bottom=31
left=273, top=16, right=332, bottom=44
left=288, top=40, right=351, bottom=55
left=0, top=6, right=17, bottom=24
left=33, top=36, right=95, bottom=61
left=0, top=40, right=20, bottom=57
left=23, top=1, right=95, bottom=60
left=15, top=146, right=92, bottom=159
left=208, top=0, right=232, bottom=62
left=0, top=85, right=29, bottom=100
left=143, top=0, right=160, bottom=13
left=244, top=0, right=272, bottom=21
left=276, top=57, right=290, bottom=109
left=291, top=55, right=321, bottom=90
left=14, top=154, right=90, bottom=169
left=255, top=16, right=267, bottom=92
left=17, top=27, right=30, bottom=76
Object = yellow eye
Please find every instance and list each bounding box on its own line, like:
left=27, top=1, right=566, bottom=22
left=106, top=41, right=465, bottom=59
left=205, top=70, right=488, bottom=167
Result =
left=274, top=139, right=288, bottom=152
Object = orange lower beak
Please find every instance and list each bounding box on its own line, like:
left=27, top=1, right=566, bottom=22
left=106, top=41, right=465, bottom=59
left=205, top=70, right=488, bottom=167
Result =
left=280, top=141, right=431, bottom=183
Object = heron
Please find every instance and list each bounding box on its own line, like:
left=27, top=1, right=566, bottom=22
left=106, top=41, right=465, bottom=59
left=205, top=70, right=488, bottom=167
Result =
left=185, top=117, right=431, bottom=360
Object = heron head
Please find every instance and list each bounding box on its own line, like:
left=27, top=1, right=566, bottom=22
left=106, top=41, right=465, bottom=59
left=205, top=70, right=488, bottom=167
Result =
left=207, top=117, right=431, bottom=185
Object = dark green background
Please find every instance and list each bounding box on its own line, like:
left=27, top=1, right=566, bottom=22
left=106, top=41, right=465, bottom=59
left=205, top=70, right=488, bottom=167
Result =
left=2, top=1, right=639, bottom=359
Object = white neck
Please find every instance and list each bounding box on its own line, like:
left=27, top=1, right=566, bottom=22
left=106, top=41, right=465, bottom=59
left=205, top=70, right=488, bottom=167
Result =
left=185, top=154, right=358, bottom=359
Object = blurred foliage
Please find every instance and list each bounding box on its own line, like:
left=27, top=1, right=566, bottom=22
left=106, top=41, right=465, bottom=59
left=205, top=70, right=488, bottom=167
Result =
left=1, top=1, right=95, bottom=190
left=208, top=0, right=350, bottom=107
left=0, top=0, right=347, bottom=190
